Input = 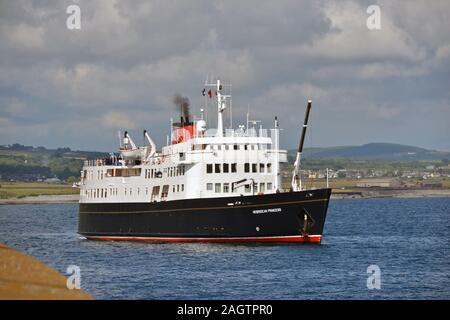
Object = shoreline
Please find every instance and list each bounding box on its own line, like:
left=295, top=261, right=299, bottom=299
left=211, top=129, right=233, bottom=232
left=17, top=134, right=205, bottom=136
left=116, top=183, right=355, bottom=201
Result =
left=1, top=189, right=449, bottom=205
left=0, top=194, right=79, bottom=205
left=331, top=189, right=450, bottom=200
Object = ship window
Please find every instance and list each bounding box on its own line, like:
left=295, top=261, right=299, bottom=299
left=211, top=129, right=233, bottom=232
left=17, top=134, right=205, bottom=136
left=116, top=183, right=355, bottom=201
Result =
left=233, top=145, right=238, bottom=150
left=110, top=168, right=141, bottom=177
left=218, top=145, right=222, bottom=150
left=173, top=185, right=176, bottom=192
left=206, top=164, right=213, bottom=174
left=254, top=184, right=258, bottom=193
left=260, top=163, right=265, bottom=173
left=251, top=145, right=255, bottom=150
left=244, top=184, right=251, bottom=193
left=215, top=164, right=221, bottom=173
left=151, top=186, right=160, bottom=201
left=223, top=163, right=229, bottom=173
left=252, top=163, right=257, bottom=173
left=223, top=183, right=230, bottom=193
left=244, top=163, right=250, bottom=173
left=231, top=163, right=237, bottom=173
left=244, top=145, right=248, bottom=150
left=225, top=145, right=229, bottom=150
left=207, top=183, right=213, bottom=191
left=267, top=163, right=272, bottom=173
left=215, top=183, right=221, bottom=193
left=267, top=183, right=273, bottom=190
left=161, top=185, right=169, bottom=200
left=260, top=183, right=265, bottom=193
left=181, top=184, right=184, bottom=192
left=177, top=185, right=180, bottom=192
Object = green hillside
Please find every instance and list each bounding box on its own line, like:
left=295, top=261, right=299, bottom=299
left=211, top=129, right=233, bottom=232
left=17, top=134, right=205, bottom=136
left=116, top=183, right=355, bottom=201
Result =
left=0, top=144, right=107, bottom=181
left=289, top=143, right=450, bottom=161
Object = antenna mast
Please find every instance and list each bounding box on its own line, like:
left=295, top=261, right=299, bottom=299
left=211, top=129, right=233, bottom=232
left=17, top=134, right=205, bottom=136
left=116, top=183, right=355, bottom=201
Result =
left=204, top=77, right=231, bottom=137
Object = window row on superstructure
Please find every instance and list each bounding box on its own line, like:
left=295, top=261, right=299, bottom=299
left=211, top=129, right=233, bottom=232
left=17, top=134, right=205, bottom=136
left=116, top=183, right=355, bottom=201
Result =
left=192, top=143, right=270, bottom=151
left=83, top=165, right=187, bottom=182
left=206, top=163, right=272, bottom=174
left=206, top=182, right=273, bottom=194
left=84, top=183, right=185, bottom=199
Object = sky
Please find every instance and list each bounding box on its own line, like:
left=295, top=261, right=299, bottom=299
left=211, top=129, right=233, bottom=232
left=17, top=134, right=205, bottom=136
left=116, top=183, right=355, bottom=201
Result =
left=0, top=0, right=449, bottom=152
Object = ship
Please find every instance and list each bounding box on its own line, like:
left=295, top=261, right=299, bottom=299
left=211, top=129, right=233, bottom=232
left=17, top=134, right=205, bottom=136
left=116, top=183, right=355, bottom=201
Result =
left=78, top=78, right=332, bottom=243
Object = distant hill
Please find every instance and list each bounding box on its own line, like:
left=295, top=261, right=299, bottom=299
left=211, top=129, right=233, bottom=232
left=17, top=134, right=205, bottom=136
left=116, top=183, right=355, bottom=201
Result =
left=289, top=143, right=450, bottom=161
left=0, top=144, right=108, bottom=181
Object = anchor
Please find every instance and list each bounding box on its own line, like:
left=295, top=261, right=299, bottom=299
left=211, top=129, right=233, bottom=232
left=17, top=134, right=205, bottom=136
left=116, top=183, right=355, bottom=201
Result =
left=297, top=208, right=315, bottom=237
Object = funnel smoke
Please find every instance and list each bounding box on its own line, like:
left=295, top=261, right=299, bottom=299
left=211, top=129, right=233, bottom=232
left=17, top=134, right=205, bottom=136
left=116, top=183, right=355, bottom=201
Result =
left=173, top=94, right=190, bottom=122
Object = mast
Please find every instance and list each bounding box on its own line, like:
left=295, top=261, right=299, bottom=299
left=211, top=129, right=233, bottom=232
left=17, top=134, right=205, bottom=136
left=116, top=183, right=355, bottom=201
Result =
left=204, top=78, right=230, bottom=137
left=291, top=100, right=312, bottom=191
left=216, top=79, right=224, bottom=137
left=274, top=116, right=280, bottom=191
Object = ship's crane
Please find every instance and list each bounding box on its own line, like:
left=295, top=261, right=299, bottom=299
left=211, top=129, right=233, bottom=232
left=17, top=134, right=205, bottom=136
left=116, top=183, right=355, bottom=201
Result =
left=291, top=100, right=312, bottom=192
left=144, top=130, right=156, bottom=160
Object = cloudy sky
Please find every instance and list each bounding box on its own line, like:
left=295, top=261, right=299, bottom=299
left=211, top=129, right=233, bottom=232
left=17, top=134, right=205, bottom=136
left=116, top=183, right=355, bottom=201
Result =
left=0, top=0, right=449, bottom=151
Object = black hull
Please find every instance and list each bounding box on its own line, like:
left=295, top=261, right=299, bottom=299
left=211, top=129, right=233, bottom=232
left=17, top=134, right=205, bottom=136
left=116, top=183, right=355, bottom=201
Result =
left=78, top=188, right=332, bottom=243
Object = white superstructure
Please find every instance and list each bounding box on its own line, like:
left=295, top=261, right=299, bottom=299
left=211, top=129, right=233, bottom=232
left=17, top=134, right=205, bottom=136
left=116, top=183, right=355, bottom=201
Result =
left=79, top=79, right=288, bottom=204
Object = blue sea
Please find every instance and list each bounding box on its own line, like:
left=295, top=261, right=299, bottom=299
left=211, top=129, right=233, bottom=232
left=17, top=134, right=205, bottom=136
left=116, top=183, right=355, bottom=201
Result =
left=0, top=197, right=449, bottom=299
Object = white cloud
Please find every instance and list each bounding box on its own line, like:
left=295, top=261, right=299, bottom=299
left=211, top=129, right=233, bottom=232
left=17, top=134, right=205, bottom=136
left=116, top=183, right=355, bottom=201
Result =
left=101, top=111, right=136, bottom=130
left=299, top=1, right=426, bottom=62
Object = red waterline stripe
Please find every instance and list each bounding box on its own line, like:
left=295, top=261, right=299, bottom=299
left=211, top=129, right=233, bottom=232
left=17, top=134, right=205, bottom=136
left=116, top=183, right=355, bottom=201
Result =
left=86, top=235, right=322, bottom=243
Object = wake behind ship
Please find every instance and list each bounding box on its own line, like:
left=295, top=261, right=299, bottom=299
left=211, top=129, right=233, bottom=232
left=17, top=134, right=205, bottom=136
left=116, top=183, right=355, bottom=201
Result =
left=78, top=78, right=331, bottom=243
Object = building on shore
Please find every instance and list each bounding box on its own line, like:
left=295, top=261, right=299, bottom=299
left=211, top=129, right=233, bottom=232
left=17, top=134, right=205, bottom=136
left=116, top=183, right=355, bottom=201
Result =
left=356, top=179, right=399, bottom=188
